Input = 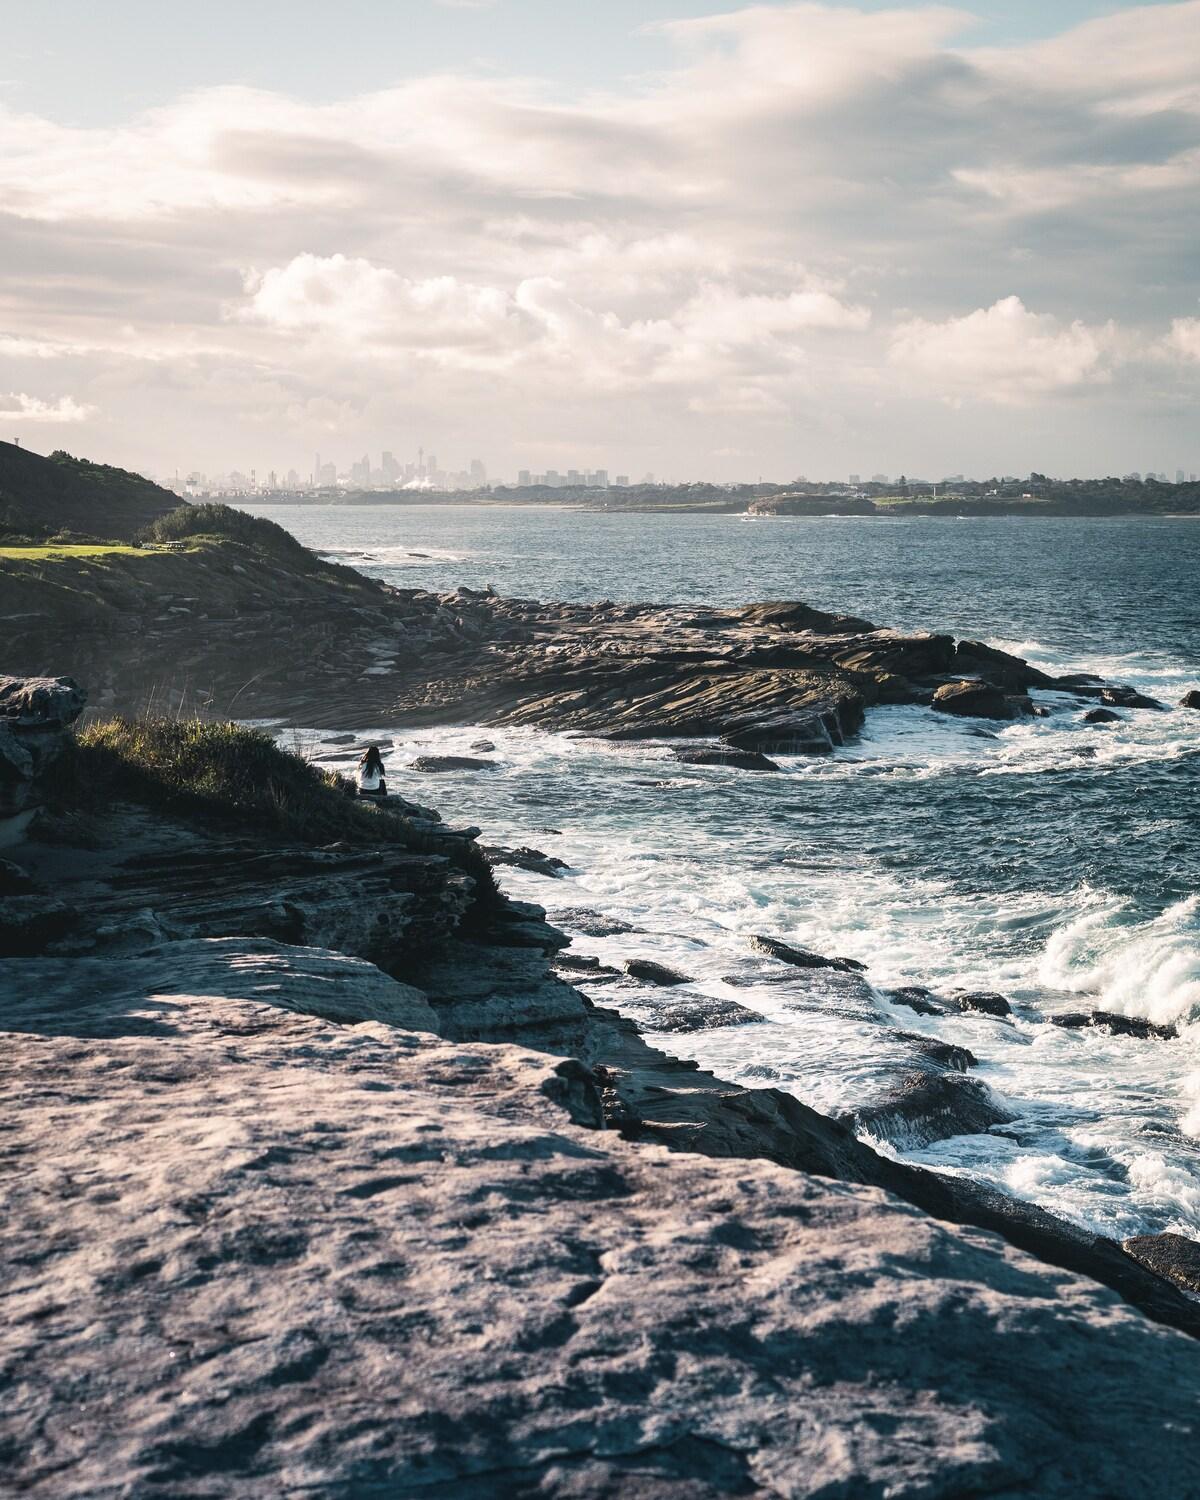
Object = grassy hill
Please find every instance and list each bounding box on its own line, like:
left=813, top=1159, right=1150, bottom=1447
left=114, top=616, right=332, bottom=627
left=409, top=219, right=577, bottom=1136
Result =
left=0, top=441, right=180, bottom=542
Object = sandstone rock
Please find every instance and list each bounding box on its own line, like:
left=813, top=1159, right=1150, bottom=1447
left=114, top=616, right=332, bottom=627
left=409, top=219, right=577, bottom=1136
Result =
left=622, top=958, right=692, bottom=986
left=3, top=970, right=1198, bottom=1496
left=1123, top=1232, right=1200, bottom=1294
left=748, top=934, right=867, bottom=973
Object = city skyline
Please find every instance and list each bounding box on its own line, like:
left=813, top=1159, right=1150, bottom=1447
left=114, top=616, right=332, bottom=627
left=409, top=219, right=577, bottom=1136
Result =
left=3, top=2, right=1200, bottom=478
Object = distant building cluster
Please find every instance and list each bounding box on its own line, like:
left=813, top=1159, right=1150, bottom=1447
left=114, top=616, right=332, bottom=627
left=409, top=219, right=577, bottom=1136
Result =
left=515, top=468, right=610, bottom=488
left=171, top=448, right=490, bottom=498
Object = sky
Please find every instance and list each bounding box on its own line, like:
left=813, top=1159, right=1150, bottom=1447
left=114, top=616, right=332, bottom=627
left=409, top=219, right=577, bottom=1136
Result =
left=2, top=0, right=1199, bottom=482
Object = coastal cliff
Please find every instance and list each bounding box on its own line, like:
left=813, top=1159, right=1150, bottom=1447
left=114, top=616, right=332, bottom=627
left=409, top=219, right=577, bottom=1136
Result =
left=3, top=674, right=1200, bottom=1495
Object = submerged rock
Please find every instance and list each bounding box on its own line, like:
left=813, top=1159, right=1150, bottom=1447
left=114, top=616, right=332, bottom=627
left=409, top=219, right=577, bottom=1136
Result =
left=1050, top=1010, right=1178, bottom=1041
left=845, top=1072, right=1015, bottom=1148
left=673, top=746, right=780, bottom=771
left=551, top=909, right=635, bottom=938
left=890, top=1031, right=978, bottom=1072
left=887, top=985, right=945, bottom=1016
left=408, top=754, right=497, bottom=772
left=748, top=934, right=867, bottom=973
left=638, top=994, right=767, bottom=1033
left=622, top=958, right=692, bottom=987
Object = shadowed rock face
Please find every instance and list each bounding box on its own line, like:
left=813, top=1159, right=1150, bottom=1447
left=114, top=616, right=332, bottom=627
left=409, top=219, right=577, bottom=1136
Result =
left=2, top=943, right=1199, bottom=1499
left=1124, top=1233, right=1200, bottom=1294
left=0, top=674, right=86, bottom=838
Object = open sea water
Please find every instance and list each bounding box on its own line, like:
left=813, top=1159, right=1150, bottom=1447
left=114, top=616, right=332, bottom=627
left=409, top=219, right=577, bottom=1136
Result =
left=249, top=502, right=1200, bottom=1241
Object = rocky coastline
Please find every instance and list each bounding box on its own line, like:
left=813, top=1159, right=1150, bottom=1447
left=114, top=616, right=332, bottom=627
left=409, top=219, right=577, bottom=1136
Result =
left=3, top=670, right=1200, bottom=1495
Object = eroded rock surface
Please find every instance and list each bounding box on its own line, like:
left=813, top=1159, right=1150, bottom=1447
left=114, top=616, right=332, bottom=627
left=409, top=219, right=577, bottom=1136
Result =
left=2, top=943, right=1199, bottom=1498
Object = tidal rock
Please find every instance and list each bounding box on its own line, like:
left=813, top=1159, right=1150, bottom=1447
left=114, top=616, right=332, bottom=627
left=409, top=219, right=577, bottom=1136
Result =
left=552, top=954, right=621, bottom=981
left=952, top=990, right=1013, bottom=1018
left=673, top=746, right=780, bottom=771
left=887, top=985, right=945, bottom=1016
left=845, top=1072, right=1015, bottom=1148
left=932, top=680, right=1032, bottom=720
left=481, top=844, right=569, bottom=877
left=551, top=909, right=635, bottom=938
left=408, top=754, right=497, bottom=772
left=638, top=994, right=766, bottom=1033
left=469, top=738, right=497, bottom=751
left=622, top=958, right=692, bottom=987
left=748, top=934, right=867, bottom=973
left=1084, top=707, right=1123, bottom=724
left=1100, top=685, right=1165, bottom=711
left=1050, top=1010, right=1178, bottom=1041
left=1180, top=690, right=1200, bottom=710
left=891, top=1031, right=978, bottom=1072
left=1123, top=1233, right=1200, bottom=1294
left=954, top=640, right=1058, bottom=691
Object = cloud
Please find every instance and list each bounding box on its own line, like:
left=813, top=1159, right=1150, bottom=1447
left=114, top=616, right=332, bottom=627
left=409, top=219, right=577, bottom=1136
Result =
left=1165, top=317, right=1200, bottom=362
left=0, top=391, right=95, bottom=423
left=0, top=4, right=1198, bottom=475
left=888, top=297, right=1121, bottom=404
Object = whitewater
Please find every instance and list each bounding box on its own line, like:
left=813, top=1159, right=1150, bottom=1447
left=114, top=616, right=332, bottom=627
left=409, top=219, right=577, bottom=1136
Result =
left=250, top=503, right=1200, bottom=1242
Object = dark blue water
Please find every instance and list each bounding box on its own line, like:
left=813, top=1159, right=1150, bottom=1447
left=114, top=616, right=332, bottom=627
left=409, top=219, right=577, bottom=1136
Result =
left=253, top=504, right=1200, bottom=1237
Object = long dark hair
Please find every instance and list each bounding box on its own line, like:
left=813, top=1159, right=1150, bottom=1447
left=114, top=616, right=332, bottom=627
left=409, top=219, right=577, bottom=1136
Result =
left=359, top=744, right=385, bottom=775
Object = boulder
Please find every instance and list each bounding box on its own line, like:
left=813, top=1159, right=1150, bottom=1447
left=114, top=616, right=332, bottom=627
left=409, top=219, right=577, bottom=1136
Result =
left=954, top=640, right=1057, bottom=691
left=0, top=674, right=87, bottom=835
left=1084, top=707, right=1123, bottom=724
left=951, top=990, right=1013, bottom=1018
left=1180, top=690, right=1200, bottom=710
left=748, top=934, right=867, bottom=973
left=1122, top=1233, right=1200, bottom=1294
left=622, top=958, right=692, bottom=987
left=932, top=680, right=1032, bottom=720
left=843, top=1072, right=1015, bottom=1148
left=673, top=746, right=780, bottom=771
left=407, top=755, right=497, bottom=773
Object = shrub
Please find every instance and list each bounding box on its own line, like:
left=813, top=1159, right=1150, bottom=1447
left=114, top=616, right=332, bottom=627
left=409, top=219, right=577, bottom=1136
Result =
left=139, top=503, right=320, bottom=569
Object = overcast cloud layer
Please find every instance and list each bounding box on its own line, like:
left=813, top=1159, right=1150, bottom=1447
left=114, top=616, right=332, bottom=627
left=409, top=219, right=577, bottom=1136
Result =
left=2, top=1, right=1200, bottom=480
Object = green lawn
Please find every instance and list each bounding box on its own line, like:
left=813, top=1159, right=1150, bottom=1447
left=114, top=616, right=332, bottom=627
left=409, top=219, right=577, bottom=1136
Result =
left=0, top=543, right=152, bottom=559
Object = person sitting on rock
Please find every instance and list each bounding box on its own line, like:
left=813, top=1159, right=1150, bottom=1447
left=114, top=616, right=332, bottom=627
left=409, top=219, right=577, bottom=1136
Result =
left=356, top=745, right=387, bottom=800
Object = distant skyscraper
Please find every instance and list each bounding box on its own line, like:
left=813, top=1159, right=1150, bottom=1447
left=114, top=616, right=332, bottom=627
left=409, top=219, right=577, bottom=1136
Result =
left=1176, top=469, right=1185, bottom=484
left=518, top=469, right=531, bottom=486
left=848, top=474, right=860, bottom=484
left=615, top=475, right=629, bottom=487
left=469, top=458, right=486, bottom=487
left=593, top=469, right=608, bottom=488
left=382, top=450, right=400, bottom=481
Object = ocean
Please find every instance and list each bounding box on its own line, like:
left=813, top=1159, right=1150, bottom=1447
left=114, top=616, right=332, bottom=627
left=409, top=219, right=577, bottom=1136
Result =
left=248, top=502, right=1200, bottom=1242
